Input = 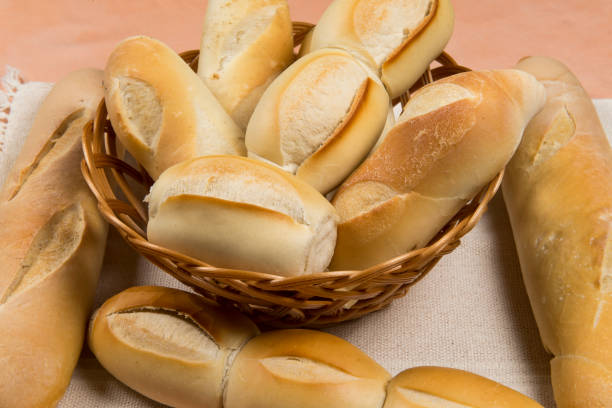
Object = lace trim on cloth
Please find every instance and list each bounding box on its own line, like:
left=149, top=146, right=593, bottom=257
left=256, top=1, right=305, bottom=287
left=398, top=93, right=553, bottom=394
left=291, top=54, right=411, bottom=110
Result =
left=0, top=66, right=24, bottom=152
left=0, top=66, right=53, bottom=189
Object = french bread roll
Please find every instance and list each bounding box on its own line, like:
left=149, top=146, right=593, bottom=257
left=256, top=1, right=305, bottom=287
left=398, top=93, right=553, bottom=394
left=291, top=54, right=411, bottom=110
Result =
left=197, top=0, right=294, bottom=129
left=224, top=329, right=390, bottom=408
left=246, top=47, right=390, bottom=194
left=383, top=366, right=544, bottom=407
left=306, top=0, right=455, bottom=98
left=89, top=286, right=545, bottom=407
left=146, top=155, right=338, bottom=276
left=0, top=69, right=108, bottom=407
left=330, top=69, right=546, bottom=270
left=104, top=36, right=245, bottom=180
left=503, top=56, right=612, bottom=407
left=88, top=286, right=260, bottom=408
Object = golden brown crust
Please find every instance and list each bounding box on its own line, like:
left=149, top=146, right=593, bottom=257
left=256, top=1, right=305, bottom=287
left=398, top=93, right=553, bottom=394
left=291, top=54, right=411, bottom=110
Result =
left=307, top=0, right=455, bottom=98
left=384, top=366, right=544, bottom=407
left=245, top=48, right=389, bottom=194
left=105, top=36, right=245, bottom=180
left=331, top=69, right=545, bottom=269
left=296, top=75, right=389, bottom=193
left=504, top=56, right=612, bottom=408
left=225, top=329, right=390, bottom=408
left=89, top=286, right=260, bottom=408
left=0, top=69, right=108, bottom=408
left=147, top=156, right=338, bottom=276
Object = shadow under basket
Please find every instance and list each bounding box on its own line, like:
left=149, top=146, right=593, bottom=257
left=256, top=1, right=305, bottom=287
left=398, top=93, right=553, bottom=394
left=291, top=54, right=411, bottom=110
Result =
left=81, top=22, right=502, bottom=328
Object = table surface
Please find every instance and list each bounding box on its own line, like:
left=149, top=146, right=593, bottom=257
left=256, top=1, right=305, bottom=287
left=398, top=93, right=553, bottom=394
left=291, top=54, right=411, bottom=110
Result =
left=1, top=0, right=611, bottom=97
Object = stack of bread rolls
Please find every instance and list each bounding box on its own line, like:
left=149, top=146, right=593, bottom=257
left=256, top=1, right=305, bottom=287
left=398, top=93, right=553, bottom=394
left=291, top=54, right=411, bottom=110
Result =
left=0, top=70, right=108, bottom=407
left=98, top=0, right=552, bottom=277
left=503, top=56, right=612, bottom=407
left=89, top=286, right=545, bottom=408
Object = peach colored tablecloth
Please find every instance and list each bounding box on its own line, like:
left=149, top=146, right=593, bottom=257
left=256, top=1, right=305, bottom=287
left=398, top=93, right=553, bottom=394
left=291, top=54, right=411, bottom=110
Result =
left=1, top=0, right=611, bottom=97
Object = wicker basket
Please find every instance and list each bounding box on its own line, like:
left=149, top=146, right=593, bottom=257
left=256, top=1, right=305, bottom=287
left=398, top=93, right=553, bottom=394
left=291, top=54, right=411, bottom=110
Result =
left=81, top=22, right=502, bottom=328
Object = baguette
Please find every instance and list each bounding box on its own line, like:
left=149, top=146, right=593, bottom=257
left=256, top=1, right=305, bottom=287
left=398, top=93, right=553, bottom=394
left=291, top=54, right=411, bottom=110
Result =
left=306, top=0, right=455, bottom=98
left=89, top=286, right=544, bottom=408
left=330, top=69, right=546, bottom=270
left=0, top=69, right=108, bottom=407
left=197, top=0, right=294, bottom=129
left=503, top=56, right=612, bottom=407
left=104, top=36, right=245, bottom=180
left=146, top=155, right=338, bottom=276
left=245, top=47, right=390, bottom=194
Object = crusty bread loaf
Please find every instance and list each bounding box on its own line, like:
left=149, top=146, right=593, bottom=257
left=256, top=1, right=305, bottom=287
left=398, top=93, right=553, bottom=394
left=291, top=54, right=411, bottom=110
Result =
left=246, top=47, right=390, bottom=194
left=503, top=56, right=612, bottom=407
left=88, top=286, right=260, bottom=408
left=225, top=329, right=390, bottom=408
left=0, top=69, right=108, bottom=408
left=197, top=0, right=294, bottom=129
left=306, top=0, right=455, bottom=98
left=89, top=286, right=544, bottom=407
left=104, top=36, right=245, bottom=180
left=330, top=69, right=546, bottom=270
left=384, top=366, right=544, bottom=407
left=146, top=155, right=338, bottom=276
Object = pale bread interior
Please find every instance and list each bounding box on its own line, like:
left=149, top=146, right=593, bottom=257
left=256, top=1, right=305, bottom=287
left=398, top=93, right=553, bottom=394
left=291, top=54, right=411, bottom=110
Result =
left=304, top=214, right=337, bottom=274
left=260, top=357, right=359, bottom=383
left=107, top=310, right=218, bottom=363
left=353, top=0, right=434, bottom=66
left=1, top=204, right=84, bottom=303
left=149, top=172, right=306, bottom=224
left=531, top=106, right=576, bottom=167
left=335, top=181, right=397, bottom=223
left=279, top=55, right=368, bottom=171
left=8, top=109, right=85, bottom=200
left=400, top=83, right=474, bottom=122
left=214, top=5, right=280, bottom=74
left=118, top=77, right=163, bottom=149
left=395, top=387, right=474, bottom=408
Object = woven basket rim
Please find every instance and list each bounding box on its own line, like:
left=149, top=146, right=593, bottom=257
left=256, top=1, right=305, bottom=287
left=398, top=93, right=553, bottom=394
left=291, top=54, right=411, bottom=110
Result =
left=80, top=21, right=503, bottom=327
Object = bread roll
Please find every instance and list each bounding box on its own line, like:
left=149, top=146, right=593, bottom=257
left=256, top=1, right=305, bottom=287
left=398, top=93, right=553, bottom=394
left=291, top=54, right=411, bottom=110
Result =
left=503, top=56, right=612, bottom=407
left=225, top=329, right=390, bottom=408
left=384, top=366, right=544, bottom=407
left=104, top=36, right=245, bottom=180
left=88, top=286, right=260, bottom=408
left=197, top=0, right=294, bottom=129
left=306, top=0, right=455, bottom=98
left=146, top=155, right=338, bottom=276
left=89, top=286, right=544, bottom=407
left=246, top=48, right=390, bottom=194
left=0, top=69, right=108, bottom=407
left=330, top=69, right=546, bottom=270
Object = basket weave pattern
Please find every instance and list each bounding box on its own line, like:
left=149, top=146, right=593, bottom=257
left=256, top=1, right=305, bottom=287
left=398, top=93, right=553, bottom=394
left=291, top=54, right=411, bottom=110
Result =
left=81, top=22, right=502, bottom=328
